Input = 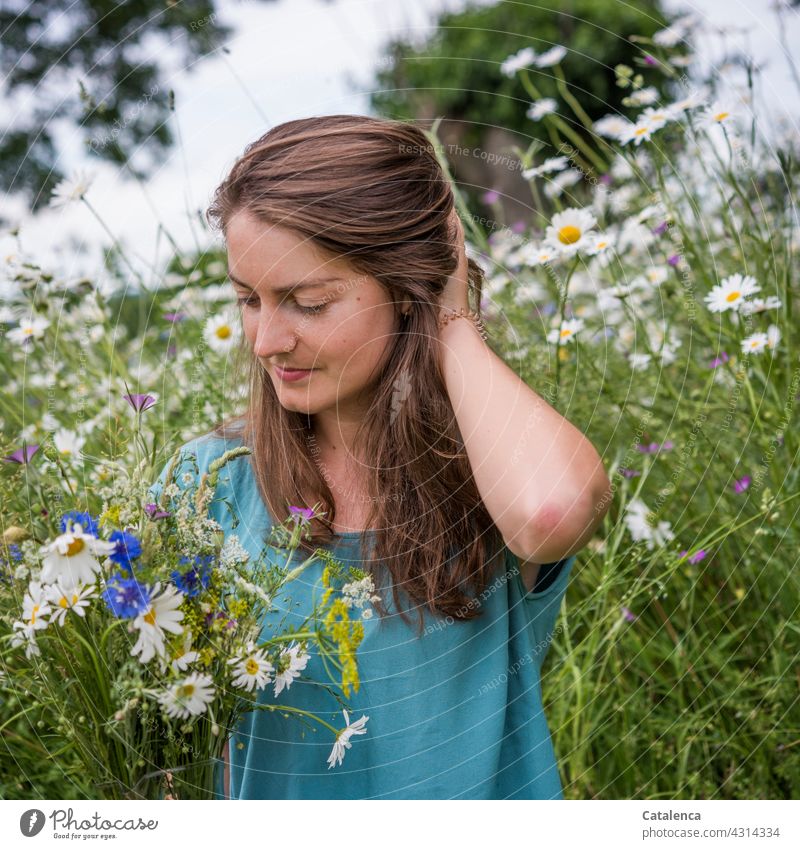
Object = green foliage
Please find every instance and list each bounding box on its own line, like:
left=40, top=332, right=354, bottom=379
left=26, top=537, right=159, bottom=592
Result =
left=371, top=0, right=673, bottom=151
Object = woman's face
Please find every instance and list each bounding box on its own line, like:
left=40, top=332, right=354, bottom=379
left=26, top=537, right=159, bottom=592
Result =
left=226, top=210, right=402, bottom=420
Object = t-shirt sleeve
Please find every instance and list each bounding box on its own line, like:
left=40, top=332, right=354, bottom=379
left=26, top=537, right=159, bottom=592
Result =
left=507, top=549, right=578, bottom=671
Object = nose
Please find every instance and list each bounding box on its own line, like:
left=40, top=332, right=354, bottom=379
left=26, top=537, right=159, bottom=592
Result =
left=250, top=305, right=298, bottom=358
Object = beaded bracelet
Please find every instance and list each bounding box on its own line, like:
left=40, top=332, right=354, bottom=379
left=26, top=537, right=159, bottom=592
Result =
left=437, top=307, right=489, bottom=341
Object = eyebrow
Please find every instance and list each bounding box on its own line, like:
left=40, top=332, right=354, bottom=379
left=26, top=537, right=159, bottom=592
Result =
left=227, top=271, right=343, bottom=294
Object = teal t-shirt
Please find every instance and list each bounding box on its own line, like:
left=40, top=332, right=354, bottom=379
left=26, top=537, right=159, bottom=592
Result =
left=149, top=434, right=577, bottom=800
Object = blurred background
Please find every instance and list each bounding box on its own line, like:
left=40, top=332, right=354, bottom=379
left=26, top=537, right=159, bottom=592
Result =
left=0, top=0, right=798, bottom=290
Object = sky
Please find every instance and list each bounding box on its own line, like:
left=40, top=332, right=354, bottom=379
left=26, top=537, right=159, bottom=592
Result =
left=0, top=0, right=797, bottom=296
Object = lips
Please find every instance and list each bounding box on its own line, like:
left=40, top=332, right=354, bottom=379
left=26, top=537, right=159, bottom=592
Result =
left=274, top=365, right=315, bottom=382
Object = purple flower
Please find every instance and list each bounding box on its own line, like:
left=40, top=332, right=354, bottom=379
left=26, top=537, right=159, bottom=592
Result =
left=709, top=352, right=729, bottom=369
left=600, top=174, right=613, bottom=186
left=123, top=393, right=157, bottom=413
left=289, top=505, right=315, bottom=521
left=644, top=54, right=658, bottom=67
left=163, top=312, right=187, bottom=323
left=667, top=254, right=681, bottom=267
left=637, top=440, right=674, bottom=454
left=144, top=503, right=171, bottom=520
left=3, top=444, right=39, bottom=464
left=652, top=221, right=669, bottom=236
left=618, top=467, right=641, bottom=478
left=621, top=606, right=637, bottom=622
left=733, top=475, right=751, bottom=494
left=679, top=549, right=708, bottom=564
left=482, top=189, right=500, bottom=204
left=511, top=220, right=527, bottom=234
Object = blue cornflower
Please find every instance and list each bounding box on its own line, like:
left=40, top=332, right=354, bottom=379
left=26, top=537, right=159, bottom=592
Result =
left=60, top=510, right=100, bottom=537
left=108, top=530, right=142, bottom=571
left=102, top=574, right=151, bottom=619
left=171, top=554, right=214, bottom=598
left=8, top=544, right=22, bottom=561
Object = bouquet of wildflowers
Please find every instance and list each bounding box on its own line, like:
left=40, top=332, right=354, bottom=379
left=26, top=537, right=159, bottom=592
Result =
left=0, top=410, right=376, bottom=800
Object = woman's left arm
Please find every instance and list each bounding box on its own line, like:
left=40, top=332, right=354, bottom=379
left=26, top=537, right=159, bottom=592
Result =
left=438, top=212, right=612, bottom=564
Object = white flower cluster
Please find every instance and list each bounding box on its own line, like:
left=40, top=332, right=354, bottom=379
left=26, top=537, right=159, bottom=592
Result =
left=341, top=575, right=381, bottom=620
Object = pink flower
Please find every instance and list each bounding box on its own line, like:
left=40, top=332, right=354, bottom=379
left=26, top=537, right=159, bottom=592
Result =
left=733, top=475, right=751, bottom=494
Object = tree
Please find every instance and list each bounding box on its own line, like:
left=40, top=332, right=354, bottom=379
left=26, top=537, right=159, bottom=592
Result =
left=369, top=0, right=677, bottom=219
left=0, top=0, right=248, bottom=212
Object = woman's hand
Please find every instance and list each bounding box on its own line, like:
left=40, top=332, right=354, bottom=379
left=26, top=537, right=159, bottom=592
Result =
left=439, top=209, right=470, bottom=317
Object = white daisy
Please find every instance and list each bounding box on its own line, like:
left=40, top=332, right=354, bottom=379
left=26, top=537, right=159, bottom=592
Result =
left=544, top=207, right=597, bottom=256
left=704, top=100, right=736, bottom=126
left=327, top=709, right=369, bottom=769
left=704, top=273, right=760, bottom=313
left=526, top=98, right=558, bottom=122
left=53, top=428, right=86, bottom=458
left=741, top=332, right=768, bottom=355
left=668, top=87, right=709, bottom=114
left=767, top=324, right=781, bottom=351
left=638, top=106, right=674, bottom=132
left=7, top=317, right=50, bottom=346
left=49, top=170, right=95, bottom=208
left=158, top=672, right=215, bottom=719
left=228, top=641, right=274, bottom=692
left=22, top=581, right=52, bottom=631
left=585, top=233, right=616, bottom=256
left=593, top=114, right=632, bottom=139
left=522, top=156, right=569, bottom=179
left=542, top=168, right=582, bottom=199
left=44, top=581, right=96, bottom=625
left=130, top=583, right=185, bottom=664
left=39, top=525, right=116, bottom=590
left=535, top=45, right=567, bottom=67
left=619, top=120, right=656, bottom=146
left=273, top=642, right=310, bottom=696
left=500, top=47, right=536, bottom=77
left=11, top=621, right=42, bottom=659
left=626, top=86, right=660, bottom=106
left=203, top=309, right=242, bottom=354
left=624, top=499, right=675, bottom=550
left=739, top=296, right=782, bottom=315
left=642, top=266, right=669, bottom=287
left=170, top=650, right=200, bottom=673
left=628, top=352, right=652, bottom=370
left=547, top=318, right=585, bottom=345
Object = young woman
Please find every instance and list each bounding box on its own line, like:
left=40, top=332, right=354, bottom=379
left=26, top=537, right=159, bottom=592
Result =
left=156, top=114, right=611, bottom=799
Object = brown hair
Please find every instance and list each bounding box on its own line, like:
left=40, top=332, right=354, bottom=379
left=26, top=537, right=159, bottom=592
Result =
left=205, top=114, right=505, bottom=632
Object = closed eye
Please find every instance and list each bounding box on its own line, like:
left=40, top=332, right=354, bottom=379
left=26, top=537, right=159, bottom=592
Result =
left=235, top=295, right=327, bottom=315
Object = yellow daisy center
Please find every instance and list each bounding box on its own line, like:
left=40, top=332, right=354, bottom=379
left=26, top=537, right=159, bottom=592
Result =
left=59, top=596, right=69, bottom=608
left=215, top=325, right=232, bottom=340
left=558, top=225, right=582, bottom=245
left=635, top=126, right=649, bottom=136
left=725, top=290, right=741, bottom=303
left=179, top=684, right=195, bottom=698
left=66, top=537, right=85, bottom=557
left=245, top=658, right=260, bottom=675
left=714, top=111, right=729, bottom=122
left=31, top=604, right=39, bottom=624
left=144, top=609, right=156, bottom=626
left=560, top=328, right=572, bottom=338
